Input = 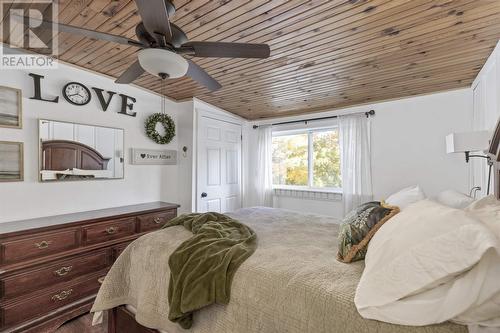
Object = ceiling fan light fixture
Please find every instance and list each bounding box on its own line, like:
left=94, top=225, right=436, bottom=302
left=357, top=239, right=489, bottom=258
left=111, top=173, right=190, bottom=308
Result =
left=138, top=48, right=188, bottom=79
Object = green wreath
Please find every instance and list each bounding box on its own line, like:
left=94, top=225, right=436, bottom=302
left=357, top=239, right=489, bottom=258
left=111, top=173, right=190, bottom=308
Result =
left=145, top=113, right=175, bottom=144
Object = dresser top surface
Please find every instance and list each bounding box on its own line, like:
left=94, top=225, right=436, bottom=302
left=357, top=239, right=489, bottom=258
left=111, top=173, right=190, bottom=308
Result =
left=0, top=202, right=180, bottom=237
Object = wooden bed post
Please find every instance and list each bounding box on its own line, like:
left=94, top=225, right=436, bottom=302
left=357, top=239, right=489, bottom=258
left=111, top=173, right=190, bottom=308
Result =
left=107, top=306, right=158, bottom=333
left=107, top=308, right=117, bottom=333
left=494, top=153, right=500, bottom=200
left=494, top=149, right=500, bottom=200
left=489, top=117, right=500, bottom=200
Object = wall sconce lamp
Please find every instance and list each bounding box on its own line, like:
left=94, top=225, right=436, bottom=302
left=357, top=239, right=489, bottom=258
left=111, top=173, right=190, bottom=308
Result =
left=446, top=130, right=493, bottom=194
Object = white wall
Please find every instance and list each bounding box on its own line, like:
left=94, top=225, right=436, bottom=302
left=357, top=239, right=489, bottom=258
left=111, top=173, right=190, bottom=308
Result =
left=273, top=195, right=344, bottom=218
left=248, top=88, right=473, bottom=216
left=0, top=62, right=193, bottom=223
left=175, top=100, right=195, bottom=212
left=370, top=89, right=472, bottom=198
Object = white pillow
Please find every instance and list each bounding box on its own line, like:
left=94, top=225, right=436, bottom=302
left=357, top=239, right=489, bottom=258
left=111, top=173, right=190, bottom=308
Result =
left=436, top=189, right=475, bottom=209
left=385, top=185, right=425, bottom=209
left=355, top=199, right=500, bottom=327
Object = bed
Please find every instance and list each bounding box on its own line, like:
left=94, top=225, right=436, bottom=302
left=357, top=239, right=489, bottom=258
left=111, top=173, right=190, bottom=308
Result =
left=92, top=120, right=500, bottom=333
left=92, top=207, right=467, bottom=333
left=40, top=140, right=111, bottom=180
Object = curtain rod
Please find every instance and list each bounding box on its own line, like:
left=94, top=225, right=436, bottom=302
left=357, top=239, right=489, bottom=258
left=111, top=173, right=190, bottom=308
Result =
left=252, top=110, right=375, bottom=129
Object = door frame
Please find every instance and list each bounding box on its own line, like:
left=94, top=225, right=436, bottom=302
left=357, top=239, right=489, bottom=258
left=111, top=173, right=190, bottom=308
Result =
left=192, top=98, right=246, bottom=212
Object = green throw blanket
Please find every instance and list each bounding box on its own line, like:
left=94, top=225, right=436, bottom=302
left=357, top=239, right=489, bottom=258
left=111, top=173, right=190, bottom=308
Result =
left=162, top=212, right=257, bottom=329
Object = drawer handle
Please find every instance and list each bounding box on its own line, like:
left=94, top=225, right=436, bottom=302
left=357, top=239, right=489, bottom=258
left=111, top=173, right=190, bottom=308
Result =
left=154, top=217, right=162, bottom=224
left=35, top=240, right=53, bottom=249
left=54, top=265, right=73, bottom=276
left=51, top=289, right=73, bottom=301
left=106, top=226, right=117, bottom=234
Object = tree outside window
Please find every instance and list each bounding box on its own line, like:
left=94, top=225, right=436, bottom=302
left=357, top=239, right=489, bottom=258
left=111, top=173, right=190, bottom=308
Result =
left=272, top=128, right=341, bottom=190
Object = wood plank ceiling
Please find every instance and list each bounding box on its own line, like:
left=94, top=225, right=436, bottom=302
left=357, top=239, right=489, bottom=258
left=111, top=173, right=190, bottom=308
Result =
left=3, top=0, right=500, bottom=119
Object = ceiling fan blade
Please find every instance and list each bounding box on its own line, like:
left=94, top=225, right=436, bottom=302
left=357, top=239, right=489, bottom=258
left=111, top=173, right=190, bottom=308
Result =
left=12, top=15, right=143, bottom=47
left=134, top=0, right=175, bottom=44
left=115, top=61, right=145, bottom=84
left=179, top=42, right=271, bottom=58
left=170, top=23, right=188, bottom=48
left=186, top=60, right=222, bottom=92
left=136, top=22, right=157, bottom=47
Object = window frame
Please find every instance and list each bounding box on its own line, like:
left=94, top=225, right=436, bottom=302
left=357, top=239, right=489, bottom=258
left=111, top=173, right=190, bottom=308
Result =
left=271, top=126, right=342, bottom=193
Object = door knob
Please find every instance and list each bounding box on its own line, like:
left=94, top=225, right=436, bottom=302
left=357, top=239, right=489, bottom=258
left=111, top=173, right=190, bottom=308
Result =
left=201, top=192, right=207, bottom=198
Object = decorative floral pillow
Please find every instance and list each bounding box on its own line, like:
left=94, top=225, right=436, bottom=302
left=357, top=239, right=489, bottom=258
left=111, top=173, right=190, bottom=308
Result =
left=337, top=201, right=400, bottom=263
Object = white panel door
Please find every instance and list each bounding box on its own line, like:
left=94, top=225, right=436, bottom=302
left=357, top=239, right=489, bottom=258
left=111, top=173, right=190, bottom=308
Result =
left=74, top=124, right=95, bottom=148
left=471, top=57, right=500, bottom=197
left=197, top=116, right=242, bottom=213
left=51, top=122, right=74, bottom=140
left=114, top=130, right=124, bottom=178
left=471, top=81, right=486, bottom=196
left=95, top=127, right=115, bottom=173
left=39, top=120, right=50, bottom=140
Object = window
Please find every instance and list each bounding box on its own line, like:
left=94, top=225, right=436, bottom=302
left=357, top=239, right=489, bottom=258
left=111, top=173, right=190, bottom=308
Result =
left=272, top=128, right=341, bottom=191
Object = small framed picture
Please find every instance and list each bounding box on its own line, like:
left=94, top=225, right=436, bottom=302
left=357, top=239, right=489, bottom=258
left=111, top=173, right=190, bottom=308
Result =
left=0, top=141, right=24, bottom=182
left=0, top=85, right=22, bottom=129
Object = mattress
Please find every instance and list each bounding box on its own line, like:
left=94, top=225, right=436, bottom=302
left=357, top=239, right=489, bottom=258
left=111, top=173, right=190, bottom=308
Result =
left=92, top=207, right=467, bottom=333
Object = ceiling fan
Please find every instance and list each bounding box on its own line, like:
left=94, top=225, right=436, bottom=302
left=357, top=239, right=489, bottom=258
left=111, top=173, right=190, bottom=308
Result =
left=23, top=0, right=271, bottom=91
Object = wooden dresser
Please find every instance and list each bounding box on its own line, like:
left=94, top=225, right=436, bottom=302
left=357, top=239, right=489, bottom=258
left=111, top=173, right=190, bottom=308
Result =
left=0, top=202, right=179, bottom=333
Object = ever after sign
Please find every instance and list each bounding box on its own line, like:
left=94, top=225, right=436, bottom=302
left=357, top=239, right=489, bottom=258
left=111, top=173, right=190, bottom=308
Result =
left=131, top=148, right=177, bottom=165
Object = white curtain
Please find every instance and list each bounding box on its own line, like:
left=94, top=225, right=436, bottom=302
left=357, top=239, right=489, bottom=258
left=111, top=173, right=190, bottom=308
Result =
left=339, top=114, right=373, bottom=215
left=252, top=125, right=273, bottom=207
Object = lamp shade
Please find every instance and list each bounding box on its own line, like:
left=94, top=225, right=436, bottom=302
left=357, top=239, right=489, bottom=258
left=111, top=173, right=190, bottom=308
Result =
left=137, top=49, right=188, bottom=79
left=446, top=130, right=492, bottom=154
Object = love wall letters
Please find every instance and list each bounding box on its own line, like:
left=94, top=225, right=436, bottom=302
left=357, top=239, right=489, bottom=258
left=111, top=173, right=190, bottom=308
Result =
left=28, top=73, right=137, bottom=117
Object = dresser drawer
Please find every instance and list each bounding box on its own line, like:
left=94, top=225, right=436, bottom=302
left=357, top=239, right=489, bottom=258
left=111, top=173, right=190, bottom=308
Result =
left=1, top=250, right=110, bottom=300
left=0, top=230, right=79, bottom=265
left=83, top=217, right=136, bottom=245
left=1, top=272, right=102, bottom=329
left=138, top=210, right=176, bottom=232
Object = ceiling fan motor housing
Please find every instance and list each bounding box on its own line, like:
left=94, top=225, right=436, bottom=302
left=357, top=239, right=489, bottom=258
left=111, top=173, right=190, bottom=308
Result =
left=137, top=48, right=188, bottom=79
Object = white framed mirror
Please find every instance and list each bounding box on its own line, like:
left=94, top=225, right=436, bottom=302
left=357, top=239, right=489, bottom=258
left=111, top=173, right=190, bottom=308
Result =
left=39, top=119, right=124, bottom=182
